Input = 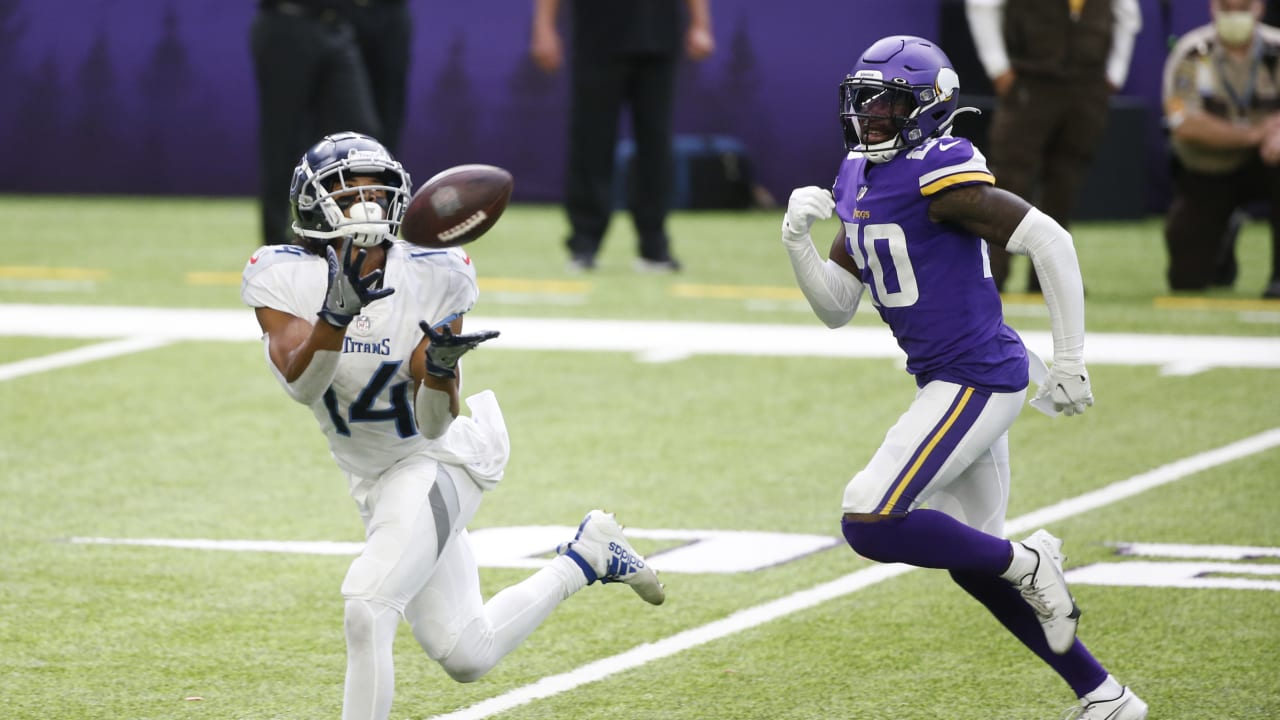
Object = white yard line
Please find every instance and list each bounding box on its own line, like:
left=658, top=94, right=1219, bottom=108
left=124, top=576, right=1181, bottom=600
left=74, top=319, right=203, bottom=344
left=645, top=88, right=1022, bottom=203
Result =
left=0, top=336, right=173, bottom=381
left=1, top=304, right=1279, bottom=378
left=428, top=427, right=1280, bottom=720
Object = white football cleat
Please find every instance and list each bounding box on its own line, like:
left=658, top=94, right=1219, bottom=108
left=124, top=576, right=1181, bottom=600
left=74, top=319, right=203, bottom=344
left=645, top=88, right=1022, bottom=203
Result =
left=559, top=510, right=665, bottom=605
left=1011, top=529, right=1080, bottom=654
left=1063, top=686, right=1149, bottom=720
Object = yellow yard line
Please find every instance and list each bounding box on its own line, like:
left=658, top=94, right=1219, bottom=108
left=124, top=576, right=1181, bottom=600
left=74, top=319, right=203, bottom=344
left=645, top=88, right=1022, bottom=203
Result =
left=186, top=272, right=241, bottom=286
left=1154, top=296, right=1280, bottom=313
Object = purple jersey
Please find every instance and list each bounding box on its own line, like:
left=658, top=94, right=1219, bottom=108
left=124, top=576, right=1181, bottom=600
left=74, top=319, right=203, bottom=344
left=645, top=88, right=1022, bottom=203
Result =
left=832, top=136, right=1028, bottom=392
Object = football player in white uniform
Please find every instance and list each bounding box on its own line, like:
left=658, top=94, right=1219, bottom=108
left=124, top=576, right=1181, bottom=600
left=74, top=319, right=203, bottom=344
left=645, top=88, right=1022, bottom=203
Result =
left=241, top=132, right=664, bottom=720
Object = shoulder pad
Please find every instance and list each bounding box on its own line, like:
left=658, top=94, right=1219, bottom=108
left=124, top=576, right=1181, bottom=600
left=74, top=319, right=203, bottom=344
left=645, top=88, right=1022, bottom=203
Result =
left=243, top=244, right=316, bottom=280
left=911, top=137, right=995, bottom=197
left=401, top=243, right=475, bottom=270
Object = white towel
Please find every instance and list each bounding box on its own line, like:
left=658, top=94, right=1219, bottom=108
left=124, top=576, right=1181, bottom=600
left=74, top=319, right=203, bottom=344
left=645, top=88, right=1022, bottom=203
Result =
left=422, top=389, right=510, bottom=491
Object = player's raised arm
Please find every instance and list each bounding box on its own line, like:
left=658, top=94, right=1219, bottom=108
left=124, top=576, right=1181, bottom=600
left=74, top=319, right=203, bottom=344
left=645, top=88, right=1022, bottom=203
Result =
left=411, top=317, right=501, bottom=439
left=780, top=186, right=864, bottom=328
left=252, top=239, right=393, bottom=406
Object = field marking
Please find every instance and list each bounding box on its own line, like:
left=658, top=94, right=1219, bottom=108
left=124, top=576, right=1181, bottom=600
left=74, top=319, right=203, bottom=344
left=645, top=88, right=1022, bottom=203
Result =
left=0, top=336, right=172, bottom=381
left=67, top=528, right=843, bottom=575
left=1, top=305, right=1278, bottom=380
left=428, top=427, right=1280, bottom=720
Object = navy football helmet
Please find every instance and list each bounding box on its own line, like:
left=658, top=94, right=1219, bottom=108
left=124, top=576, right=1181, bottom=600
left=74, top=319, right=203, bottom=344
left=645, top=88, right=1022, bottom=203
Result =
left=839, top=36, right=969, bottom=163
left=289, top=132, right=412, bottom=248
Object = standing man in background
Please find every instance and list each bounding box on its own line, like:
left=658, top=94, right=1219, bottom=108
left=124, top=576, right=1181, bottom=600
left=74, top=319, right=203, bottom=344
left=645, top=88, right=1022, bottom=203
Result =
left=966, top=0, right=1142, bottom=293
left=530, top=0, right=715, bottom=273
left=1163, top=0, right=1280, bottom=299
left=251, top=0, right=411, bottom=246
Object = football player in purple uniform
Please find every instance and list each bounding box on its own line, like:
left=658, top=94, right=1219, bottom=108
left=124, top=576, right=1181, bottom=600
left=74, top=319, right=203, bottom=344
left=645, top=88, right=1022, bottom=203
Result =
left=779, top=37, right=1147, bottom=719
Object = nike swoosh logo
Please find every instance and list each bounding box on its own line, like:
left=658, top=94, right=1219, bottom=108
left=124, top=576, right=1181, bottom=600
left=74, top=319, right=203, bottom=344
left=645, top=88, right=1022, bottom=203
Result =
left=249, top=255, right=259, bottom=264
left=938, top=139, right=963, bottom=151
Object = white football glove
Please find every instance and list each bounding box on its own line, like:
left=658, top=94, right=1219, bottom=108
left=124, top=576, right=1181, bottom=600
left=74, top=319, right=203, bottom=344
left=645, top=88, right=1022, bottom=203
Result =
left=1033, top=364, right=1094, bottom=417
left=781, top=186, right=835, bottom=245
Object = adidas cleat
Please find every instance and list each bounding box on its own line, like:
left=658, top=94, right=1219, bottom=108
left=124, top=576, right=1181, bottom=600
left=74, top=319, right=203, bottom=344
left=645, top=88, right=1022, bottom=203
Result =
left=559, top=509, right=665, bottom=605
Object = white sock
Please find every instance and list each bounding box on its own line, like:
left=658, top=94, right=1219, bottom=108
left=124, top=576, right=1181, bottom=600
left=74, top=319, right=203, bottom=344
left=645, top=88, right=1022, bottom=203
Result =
left=1084, top=674, right=1125, bottom=702
left=999, top=540, right=1038, bottom=582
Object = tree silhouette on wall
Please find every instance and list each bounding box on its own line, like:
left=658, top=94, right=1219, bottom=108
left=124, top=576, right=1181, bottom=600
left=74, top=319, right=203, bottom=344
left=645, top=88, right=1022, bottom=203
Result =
left=0, top=0, right=26, bottom=149
left=413, top=34, right=481, bottom=175
left=491, top=56, right=567, bottom=202
left=10, top=56, right=62, bottom=193
left=717, top=12, right=778, bottom=203
left=136, top=3, right=231, bottom=195
left=68, top=29, right=122, bottom=194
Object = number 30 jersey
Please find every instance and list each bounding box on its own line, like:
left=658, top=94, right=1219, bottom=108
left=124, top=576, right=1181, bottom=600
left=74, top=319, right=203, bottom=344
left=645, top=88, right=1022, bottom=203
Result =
left=832, top=136, right=1028, bottom=392
left=241, top=241, right=479, bottom=479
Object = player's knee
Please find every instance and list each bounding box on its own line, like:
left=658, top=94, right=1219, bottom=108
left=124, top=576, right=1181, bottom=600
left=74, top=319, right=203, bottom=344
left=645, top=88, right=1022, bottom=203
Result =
left=841, top=512, right=904, bottom=562
left=437, top=621, right=497, bottom=683
left=344, top=598, right=395, bottom=643
left=439, top=647, right=493, bottom=683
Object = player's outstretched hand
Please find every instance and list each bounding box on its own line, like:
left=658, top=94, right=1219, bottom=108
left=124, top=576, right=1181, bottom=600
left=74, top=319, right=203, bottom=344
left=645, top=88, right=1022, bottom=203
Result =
left=1034, top=364, right=1094, bottom=417
left=420, top=321, right=500, bottom=378
left=781, top=186, right=835, bottom=245
left=319, top=237, right=395, bottom=328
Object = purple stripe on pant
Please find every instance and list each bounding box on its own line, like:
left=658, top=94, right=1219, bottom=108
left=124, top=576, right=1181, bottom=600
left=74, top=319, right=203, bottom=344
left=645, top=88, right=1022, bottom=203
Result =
left=873, top=386, right=992, bottom=515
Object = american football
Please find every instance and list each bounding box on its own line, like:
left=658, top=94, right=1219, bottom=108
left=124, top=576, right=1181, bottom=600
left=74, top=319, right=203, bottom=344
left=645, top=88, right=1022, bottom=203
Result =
left=400, top=164, right=514, bottom=248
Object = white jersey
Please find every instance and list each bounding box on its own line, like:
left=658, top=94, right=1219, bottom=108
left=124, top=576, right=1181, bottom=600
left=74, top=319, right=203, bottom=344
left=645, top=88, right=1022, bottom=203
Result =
left=241, top=241, right=479, bottom=480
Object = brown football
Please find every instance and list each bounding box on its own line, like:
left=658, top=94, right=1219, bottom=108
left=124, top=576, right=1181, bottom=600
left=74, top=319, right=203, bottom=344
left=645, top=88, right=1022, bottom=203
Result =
left=400, top=164, right=514, bottom=248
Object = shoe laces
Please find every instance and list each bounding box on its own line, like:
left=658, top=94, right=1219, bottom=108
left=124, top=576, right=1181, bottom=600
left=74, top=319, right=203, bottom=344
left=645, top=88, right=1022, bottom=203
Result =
left=1060, top=703, right=1086, bottom=720
left=1016, top=553, right=1054, bottom=619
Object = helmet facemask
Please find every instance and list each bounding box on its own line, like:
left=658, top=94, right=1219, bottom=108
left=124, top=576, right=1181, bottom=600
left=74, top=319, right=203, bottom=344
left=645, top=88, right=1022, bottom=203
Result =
left=290, top=138, right=411, bottom=250
left=840, top=79, right=922, bottom=163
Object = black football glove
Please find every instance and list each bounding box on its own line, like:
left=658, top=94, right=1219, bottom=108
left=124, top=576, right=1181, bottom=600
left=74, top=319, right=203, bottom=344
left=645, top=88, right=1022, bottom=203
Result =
left=420, top=321, right=500, bottom=378
left=318, top=237, right=395, bottom=328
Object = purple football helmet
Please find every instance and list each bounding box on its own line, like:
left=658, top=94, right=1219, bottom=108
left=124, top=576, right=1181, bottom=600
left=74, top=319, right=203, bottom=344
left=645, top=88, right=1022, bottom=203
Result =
left=839, top=36, right=964, bottom=163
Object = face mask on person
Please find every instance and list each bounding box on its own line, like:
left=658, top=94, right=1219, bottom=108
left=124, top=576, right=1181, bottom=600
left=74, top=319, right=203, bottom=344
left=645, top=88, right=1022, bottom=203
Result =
left=1215, top=10, right=1257, bottom=46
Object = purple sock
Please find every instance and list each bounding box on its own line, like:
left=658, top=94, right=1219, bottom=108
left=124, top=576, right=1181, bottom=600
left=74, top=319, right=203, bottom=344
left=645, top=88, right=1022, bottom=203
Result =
left=841, top=509, right=1012, bottom=573
left=950, top=569, right=1108, bottom=696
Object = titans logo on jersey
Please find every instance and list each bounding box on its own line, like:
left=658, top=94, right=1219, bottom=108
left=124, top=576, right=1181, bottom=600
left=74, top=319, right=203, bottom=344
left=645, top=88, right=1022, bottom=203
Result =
left=832, top=136, right=1028, bottom=392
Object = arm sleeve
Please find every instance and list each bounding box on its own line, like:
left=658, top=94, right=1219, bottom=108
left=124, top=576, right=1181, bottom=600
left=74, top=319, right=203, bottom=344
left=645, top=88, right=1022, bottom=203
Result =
left=1107, top=0, right=1143, bottom=89
left=415, top=383, right=454, bottom=439
left=783, top=236, right=864, bottom=329
left=1004, top=208, right=1085, bottom=366
left=965, top=0, right=1010, bottom=80
left=261, top=339, right=340, bottom=406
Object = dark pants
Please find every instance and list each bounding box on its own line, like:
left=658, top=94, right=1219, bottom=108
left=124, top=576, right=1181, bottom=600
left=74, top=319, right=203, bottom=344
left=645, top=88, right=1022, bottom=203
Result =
left=985, top=75, right=1110, bottom=291
left=1165, top=157, right=1280, bottom=290
left=565, top=52, right=677, bottom=262
left=250, top=2, right=410, bottom=246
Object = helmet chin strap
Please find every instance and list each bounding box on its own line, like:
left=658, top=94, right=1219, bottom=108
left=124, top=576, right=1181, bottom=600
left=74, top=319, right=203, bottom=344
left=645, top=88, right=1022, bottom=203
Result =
left=863, top=138, right=902, bottom=163
left=346, top=201, right=389, bottom=248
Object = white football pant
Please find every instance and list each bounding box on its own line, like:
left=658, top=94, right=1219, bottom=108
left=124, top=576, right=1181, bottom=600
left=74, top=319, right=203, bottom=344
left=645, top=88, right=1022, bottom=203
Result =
left=841, top=380, right=1024, bottom=536
left=340, top=455, right=587, bottom=720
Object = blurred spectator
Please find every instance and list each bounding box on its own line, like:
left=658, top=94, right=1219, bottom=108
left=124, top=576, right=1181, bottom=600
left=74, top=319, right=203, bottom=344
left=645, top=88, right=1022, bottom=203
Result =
left=251, top=0, right=411, bottom=246
left=1164, top=0, right=1280, bottom=298
left=966, top=0, right=1142, bottom=293
left=530, top=0, right=715, bottom=273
